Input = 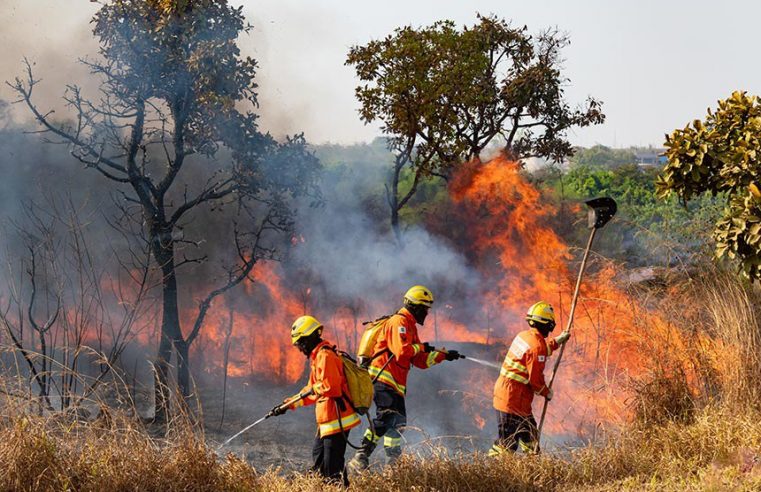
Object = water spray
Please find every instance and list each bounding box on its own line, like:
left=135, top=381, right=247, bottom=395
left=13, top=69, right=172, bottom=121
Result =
left=217, top=415, right=271, bottom=450
left=462, top=356, right=501, bottom=371
left=437, top=349, right=500, bottom=370
left=217, top=390, right=313, bottom=451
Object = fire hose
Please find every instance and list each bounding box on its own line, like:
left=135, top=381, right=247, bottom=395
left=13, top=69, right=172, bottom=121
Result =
left=218, top=348, right=475, bottom=452
left=217, top=353, right=398, bottom=452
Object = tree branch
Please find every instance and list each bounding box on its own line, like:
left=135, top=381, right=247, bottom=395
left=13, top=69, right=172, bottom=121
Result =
left=185, top=212, right=273, bottom=346
left=169, top=179, right=237, bottom=226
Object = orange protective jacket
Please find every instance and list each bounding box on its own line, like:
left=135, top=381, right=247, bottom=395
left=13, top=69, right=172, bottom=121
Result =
left=493, top=328, right=560, bottom=416
left=288, top=340, right=361, bottom=437
left=368, top=308, right=446, bottom=396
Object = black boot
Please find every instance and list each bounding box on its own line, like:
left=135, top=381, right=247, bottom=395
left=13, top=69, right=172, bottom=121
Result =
left=385, top=444, right=402, bottom=466
left=348, top=436, right=377, bottom=471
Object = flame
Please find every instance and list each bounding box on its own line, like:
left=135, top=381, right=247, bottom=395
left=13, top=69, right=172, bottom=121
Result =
left=190, top=262, right=307, bottom=382
left=446, top=156, right=694, bottom=435
left=189, top=259, right=482, bottom=384
left=180, top=155, right=691, bottom=436
left=49, top=153, right=702, bottom=439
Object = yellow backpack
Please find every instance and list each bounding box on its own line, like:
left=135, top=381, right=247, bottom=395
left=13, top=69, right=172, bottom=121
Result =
left=322, top=345, right=374, bottom=415
left=356, top=315, right=391, bottom=368
left=339, top=352, right=374, bottom=415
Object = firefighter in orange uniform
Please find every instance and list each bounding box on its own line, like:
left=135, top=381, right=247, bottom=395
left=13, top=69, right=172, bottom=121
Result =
left=349, top=285, right=462, bottom=469
left=272, top=315, right=360, bottom=485
left=490, top=301, right=570, bottom=455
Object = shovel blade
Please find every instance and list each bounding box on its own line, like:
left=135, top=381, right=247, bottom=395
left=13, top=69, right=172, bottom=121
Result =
left=585, top=197, right=617, bottom=229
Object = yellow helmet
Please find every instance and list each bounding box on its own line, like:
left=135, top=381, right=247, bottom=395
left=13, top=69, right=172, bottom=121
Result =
left=291, top=315, right=323, bottom=345
left=525, top=301, right=555, bottom=326
left=403, top=285, right=434, bottom=308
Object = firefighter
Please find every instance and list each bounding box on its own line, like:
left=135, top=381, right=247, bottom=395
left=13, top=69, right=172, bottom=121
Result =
left=272, top=315, right=361, bottom=486
left=349, top=285, right=461, bottom=470
left=489, top=301, right=570, bottom=455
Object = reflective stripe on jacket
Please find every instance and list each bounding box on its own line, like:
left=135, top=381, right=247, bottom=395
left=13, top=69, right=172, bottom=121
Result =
left=369, top=308, right=445, bottom=396
left=288, top=340, right=361, bottom=437
left=493, top=328, right=559, bottom=416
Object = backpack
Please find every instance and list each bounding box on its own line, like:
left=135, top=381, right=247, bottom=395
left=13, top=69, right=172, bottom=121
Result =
left=356, top=315, right=392, bottom=368
left=322, top=346, right=374, bottom=415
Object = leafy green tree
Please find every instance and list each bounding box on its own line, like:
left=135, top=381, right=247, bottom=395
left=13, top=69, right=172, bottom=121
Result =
left=346, top=14, right=604, bottom=241
left=550, top=163, right=720, bottom=265
left=9, top=0, right=318, bottom=424
left=657, top=91, right=761, bottom=279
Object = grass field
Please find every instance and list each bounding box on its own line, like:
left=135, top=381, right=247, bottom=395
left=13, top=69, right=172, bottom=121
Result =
left=1, top=405, right=760, bottom=491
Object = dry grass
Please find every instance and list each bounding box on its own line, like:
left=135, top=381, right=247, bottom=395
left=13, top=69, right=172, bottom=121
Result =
left=701, top=273, right=761, bottom=407
left=627, top=266, right=761, bottom=425
left=0, top=404, right=760, bottom=491
left=0, top=412, right=257, bottom=491
left=3, top=270, right=761, bottom=491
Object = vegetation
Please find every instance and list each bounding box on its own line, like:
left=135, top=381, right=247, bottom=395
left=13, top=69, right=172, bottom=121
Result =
left=346, top=14, right=604, bottom=240
left=1, top=268, right=760, bottom=491
left=554, top=162, right=721, bottom=264
left=8, top=0, right=319, bottom=426
left=658, top=91, right=761, bottom=280
left=567, top=144, right=637, bottom=169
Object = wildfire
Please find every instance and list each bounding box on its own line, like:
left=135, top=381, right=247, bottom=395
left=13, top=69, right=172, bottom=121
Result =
left=125, top=153, right=694, bottom=439
left=190, top=261, right=307, bottom=382
left=447, top=156, right=696, bottom=435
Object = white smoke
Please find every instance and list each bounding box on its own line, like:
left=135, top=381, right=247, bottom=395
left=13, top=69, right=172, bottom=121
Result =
left=292, top=143, right=482, bottom=315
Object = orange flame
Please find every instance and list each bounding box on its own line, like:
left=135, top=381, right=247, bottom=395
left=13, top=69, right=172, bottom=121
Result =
left=92, top=154, right=691, bottom=439
left=447, top=156, right=690, bottom=435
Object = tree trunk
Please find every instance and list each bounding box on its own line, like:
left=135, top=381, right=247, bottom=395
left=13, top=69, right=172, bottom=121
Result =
left=152, top=233, right=184, bottom=427
left=175, top=338, right=191, bottom=403
left=390, top=163, right=402, bottom=244
left=219, top=308, right=233, bottom=430
left=153, top=333, right=173, bottom=427
left=391, top=207, right=402, bottom=244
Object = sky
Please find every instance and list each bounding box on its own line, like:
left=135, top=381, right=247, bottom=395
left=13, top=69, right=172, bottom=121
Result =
left=1, top=0, right=760, bottom=148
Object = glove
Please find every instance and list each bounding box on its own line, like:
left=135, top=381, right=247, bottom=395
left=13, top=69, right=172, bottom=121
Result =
left=444, top=350, right=462, bottom=361
left=422, top=342, right=435, bottom=353
left=270, top=404, right=287, bottom=417
left=555, top=331, right=571, bottom=345
left=545, top=388, right=553, bottom=401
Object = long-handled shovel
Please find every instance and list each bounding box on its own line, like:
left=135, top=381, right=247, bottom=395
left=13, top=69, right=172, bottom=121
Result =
left=536, top=197, right=617, bottom=451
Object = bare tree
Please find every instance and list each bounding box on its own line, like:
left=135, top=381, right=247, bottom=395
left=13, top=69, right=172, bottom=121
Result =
left=0, top=197, right=153, bottom=413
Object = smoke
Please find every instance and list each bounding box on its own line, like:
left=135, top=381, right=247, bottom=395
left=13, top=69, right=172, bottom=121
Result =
left=0, top=1, right=374, bottom=144
left=0, top=1, right=601, bottom=462
left=293, top=190, right=481, bottom=310
left=0, top=1, right=99, bottom=124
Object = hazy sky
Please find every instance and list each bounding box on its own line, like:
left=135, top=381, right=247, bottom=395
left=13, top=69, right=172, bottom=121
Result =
left=2, top=0, right=759, bottom=147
